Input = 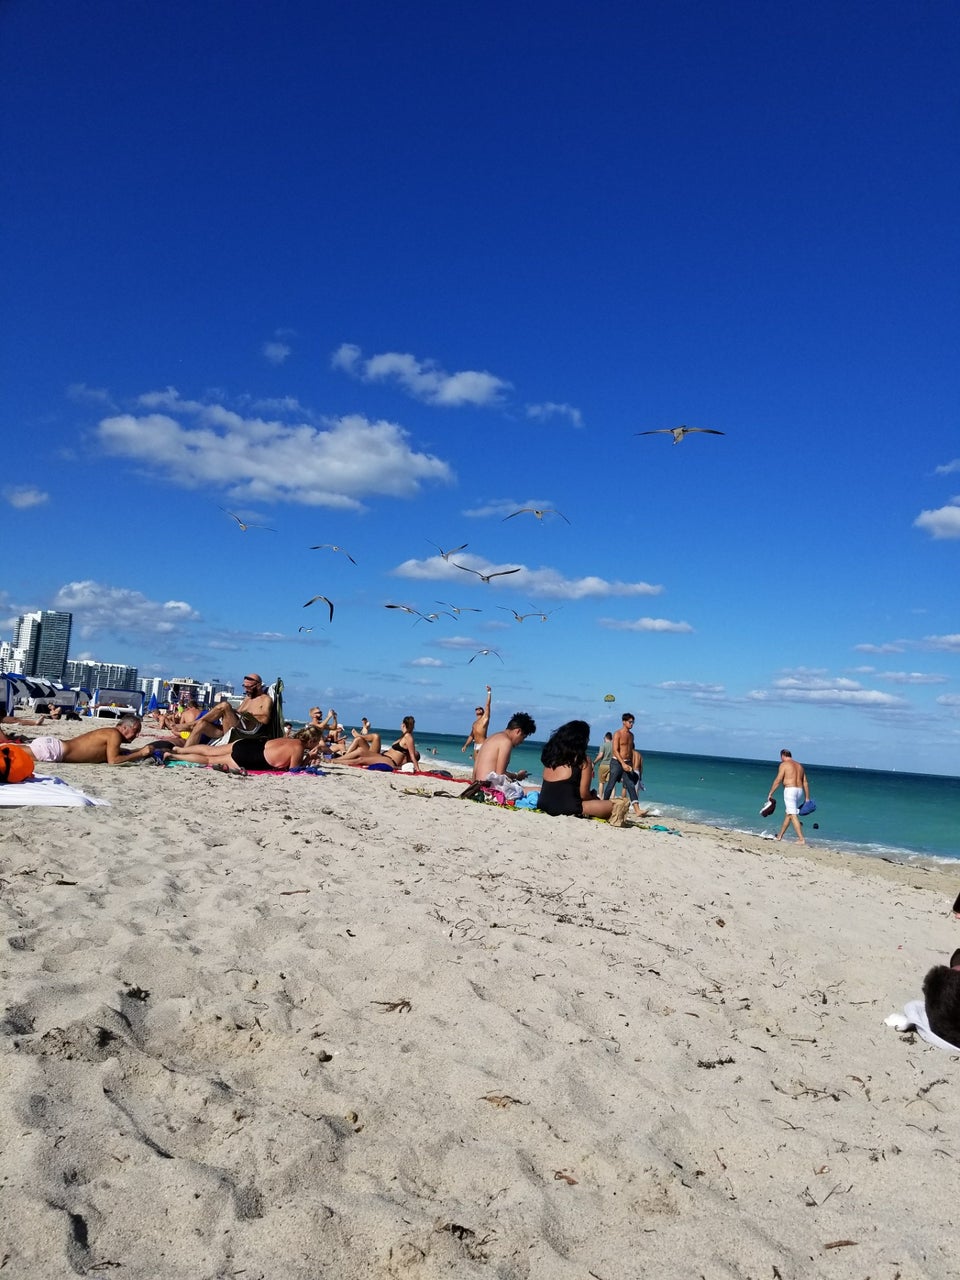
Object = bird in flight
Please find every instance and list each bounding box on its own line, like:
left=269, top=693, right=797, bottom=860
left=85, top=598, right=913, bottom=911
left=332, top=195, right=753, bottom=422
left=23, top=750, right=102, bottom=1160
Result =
left=453, top=563, right=522, bottom=584
left=298, top=626, right=314, bottom=633
left=436, top=600, right=481, bottom=615
left=385, top=603, right=425, bottom=619
left=427, top=540, right=468, bottom=560
left=502, top=507, right=570, bottom=524
left=220, top=508, right=276, bottom=531
left=498, top=606, right=538, bottom=623
left=309, top=544, right=357, bottom=564
left=469, top=648, right=504, bottom=664
left=529, top=606, right=561, bottom=622
left=413, top=610, right=455, bottom=626
left=635, top=425, right=725, bottom=444
left=303, top=595, right=334, bottom=622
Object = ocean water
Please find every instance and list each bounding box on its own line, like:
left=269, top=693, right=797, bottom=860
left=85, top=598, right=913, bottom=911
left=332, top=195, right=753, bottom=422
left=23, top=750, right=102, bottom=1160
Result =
left=402, top=732, right=960, bottom=865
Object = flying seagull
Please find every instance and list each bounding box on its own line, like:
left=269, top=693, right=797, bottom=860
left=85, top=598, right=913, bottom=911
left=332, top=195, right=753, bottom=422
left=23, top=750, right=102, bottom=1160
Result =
left=530, top=606, right=561, bottom=622
left=309, top=544, right=357, bottom=564
left=498, top=606, right=538, bottom=623
left=413, top=610, right=455, bottom=626
left=220, top=508, right=276, bottom=531
left=385, top=603, right=425, bottom=618
left=453, top=563, right=522, bottom=584
left=436, top=600, right=481, bottom=615
left=635, top=425, right=725, bottom=444
left=427, top=540, right=468, bottom=560
left=303, top=595, right=334, bottom=622
left=468, top=648, right=504, bottom=664
left=502, top=507, right=570, bottom=524
left=298, top=626, right=314, bottom=633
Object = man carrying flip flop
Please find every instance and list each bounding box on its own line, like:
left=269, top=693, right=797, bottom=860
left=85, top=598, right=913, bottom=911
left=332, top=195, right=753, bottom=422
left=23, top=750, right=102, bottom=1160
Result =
left=767, top=748, right=810, bottom=844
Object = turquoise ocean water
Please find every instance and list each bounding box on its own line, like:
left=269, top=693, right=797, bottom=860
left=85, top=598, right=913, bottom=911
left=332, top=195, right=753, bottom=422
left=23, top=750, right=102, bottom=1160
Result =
left=328, top=728, right=959, bottom=865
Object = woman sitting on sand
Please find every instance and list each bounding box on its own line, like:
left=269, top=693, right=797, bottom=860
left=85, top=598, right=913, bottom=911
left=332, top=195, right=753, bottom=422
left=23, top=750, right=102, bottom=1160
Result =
left=537, top=720, right=616, bottom=820
left=166, top=725, right=325, bottom=773
left=336, top=715, right=420, bottom=771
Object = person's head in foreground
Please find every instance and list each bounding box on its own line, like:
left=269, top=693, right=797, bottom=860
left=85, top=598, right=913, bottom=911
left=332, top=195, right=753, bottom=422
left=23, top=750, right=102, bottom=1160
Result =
left=295, top=725, right=326, bottom=761
left=243, top=674, right=264, bottom=692
left=118, top=716, right=142, bottom=742
left=541, top=720, right=590, bottom=769
left=505, top=712, right=536, bottom=743
left=922, top=949, right=960, bottom=1048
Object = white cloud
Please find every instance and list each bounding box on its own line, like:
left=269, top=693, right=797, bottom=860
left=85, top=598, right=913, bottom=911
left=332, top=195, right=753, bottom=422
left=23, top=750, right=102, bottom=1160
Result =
left=331, top=343, right=511, bottom=407
left=853, top=641, right=905, bottom=654
left=97, top=395, right=453, bottom=511
left=746, top=671, right=907, bottom=709
left=462, top=496, right=565, bottom=520
left=408, top=656, right=445, bottom=667
left=656, top=680, right=724, bottom=694
left=934, top=459, right=960, bottom=475
left=936, top=694, right=960, bottom=710
left=599, top=617, right=693, bottom=633
left=67, top=382, right=114, bottom=406
left=877, top=670, right=948, bottom=685
left=3, top=486, right=49, bottom=509
left=914, top=501, right=960, bottom=538
left=393, top=554, right=662, bottom=601
left=262, top=340, right=292, bottom=365
left=53, top=580, right=200, bottom=639
left=526, top=402, right=583, bottom=428
left=922, top=634, right=960, bottom=653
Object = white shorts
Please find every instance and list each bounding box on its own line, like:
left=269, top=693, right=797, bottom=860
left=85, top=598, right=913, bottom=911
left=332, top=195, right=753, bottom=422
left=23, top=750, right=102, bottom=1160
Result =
left=29, top=736, right=65, bottom=763
left=784, top=786, right=804, bottom=815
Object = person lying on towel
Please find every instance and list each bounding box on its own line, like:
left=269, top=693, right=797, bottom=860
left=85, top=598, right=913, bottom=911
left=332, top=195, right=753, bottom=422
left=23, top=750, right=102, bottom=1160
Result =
left=165, top=725, right=325, bottom=773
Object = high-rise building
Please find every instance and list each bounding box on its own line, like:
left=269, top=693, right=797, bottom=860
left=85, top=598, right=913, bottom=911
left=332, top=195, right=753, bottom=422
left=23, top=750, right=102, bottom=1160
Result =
left=11, top=610, right=72, bottom=680
left=64, top=659, right=138, bottom=691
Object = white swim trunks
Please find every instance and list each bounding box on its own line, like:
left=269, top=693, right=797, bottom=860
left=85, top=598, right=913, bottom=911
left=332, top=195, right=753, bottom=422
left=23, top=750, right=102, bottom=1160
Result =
left=29, top=736, right=65, bottom=763
left=784, top=786, right=804, bottom=815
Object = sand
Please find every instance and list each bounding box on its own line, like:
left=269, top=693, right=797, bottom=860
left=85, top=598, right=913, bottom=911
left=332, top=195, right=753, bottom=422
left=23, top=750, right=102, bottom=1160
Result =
left=2, top=720, right=959, bottom=1278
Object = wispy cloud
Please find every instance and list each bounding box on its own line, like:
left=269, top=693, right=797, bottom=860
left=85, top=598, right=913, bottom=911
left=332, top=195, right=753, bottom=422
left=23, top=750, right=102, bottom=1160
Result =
left=67, top=382, right=115, bottom=406
left=936, top=694, right=960, bottom=710
left=3, top=486, right=49, bottom=509
left=914, top=499, right=960, bottom=538
left=921, top=633, right=960, bottom=653
left=875, top=670, right=949, bottom=685
left=656, top=680, right=725, bottom=694
left=526, top=402, right=583, bottom=428
left=332, top=343, right=511, bottom=407
left=599, top=617, right=693, bottom=633
left=934, top=459, right=960, bottom=475
left=462, top=496, right=564, bottom=520
left=97, top=389, right=453, bottom=511
left=262, top=340, right=292, bottom=365
left=408, top=656, right=446, bottom=667
left=53, top=580, right=200, bottom=640
left=746, top=671, right=907, bottom=709
left=393, top=554, right=662, bottom=601
left=853, top=641, right=906, bottom=654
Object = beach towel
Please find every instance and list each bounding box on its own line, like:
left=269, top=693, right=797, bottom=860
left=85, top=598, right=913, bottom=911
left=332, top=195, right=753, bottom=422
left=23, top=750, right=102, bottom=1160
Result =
left=885, top=999, right=960, bottom=1055
left=0, top=774, right=109, bottom=807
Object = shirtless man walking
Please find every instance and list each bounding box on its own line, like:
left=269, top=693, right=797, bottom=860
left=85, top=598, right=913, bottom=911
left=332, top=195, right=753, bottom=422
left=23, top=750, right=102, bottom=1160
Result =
left=24, top=717, right=156, bottom=765
left=462, top=686, right=492, bottom=760
left=767, top=748, right=810, bottom=843
left=602, top=713, right=643, bottom=815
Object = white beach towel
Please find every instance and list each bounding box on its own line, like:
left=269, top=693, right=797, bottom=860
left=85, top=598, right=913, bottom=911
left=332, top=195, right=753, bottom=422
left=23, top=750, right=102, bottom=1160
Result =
left=0, top=774, right=110, bottom=807
left=885, top=999, right=960, bottom=1055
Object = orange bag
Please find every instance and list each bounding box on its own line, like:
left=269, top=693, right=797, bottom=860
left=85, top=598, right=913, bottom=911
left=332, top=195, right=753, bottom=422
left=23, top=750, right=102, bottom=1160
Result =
left=0, top=743, right=35, bottom=783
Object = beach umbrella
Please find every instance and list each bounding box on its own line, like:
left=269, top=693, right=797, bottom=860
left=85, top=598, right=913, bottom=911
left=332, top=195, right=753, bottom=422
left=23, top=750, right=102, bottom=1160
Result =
left=148, top=692, right=159, bottom=712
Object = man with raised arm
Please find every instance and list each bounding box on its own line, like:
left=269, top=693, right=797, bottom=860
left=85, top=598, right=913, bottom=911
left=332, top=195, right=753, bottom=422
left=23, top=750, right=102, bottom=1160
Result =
left=462, top=686, right=492, bottom=760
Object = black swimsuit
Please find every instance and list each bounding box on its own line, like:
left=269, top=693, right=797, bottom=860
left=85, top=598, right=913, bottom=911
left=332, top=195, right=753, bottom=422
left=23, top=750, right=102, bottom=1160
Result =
left=538, top=771, right=583, bottom=817
left=231, top=738, right=279, bottom=771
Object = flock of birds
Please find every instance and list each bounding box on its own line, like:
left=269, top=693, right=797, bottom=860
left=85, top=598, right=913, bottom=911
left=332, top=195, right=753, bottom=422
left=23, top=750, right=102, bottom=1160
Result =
left=221, top=426, right=725, bottom=663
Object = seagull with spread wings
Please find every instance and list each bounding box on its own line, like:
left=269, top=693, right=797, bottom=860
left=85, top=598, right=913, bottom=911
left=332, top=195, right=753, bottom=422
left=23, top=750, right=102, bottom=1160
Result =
left=453, top=563, right=522, bottom=584
left=385, top=603, right=426, bottom=619
left=303, top=595, right=334, bottom=622
left=298, top=626, right=314, bottom=633
left=498, top=606, right=538, bottom=623
left=413, top=610, right=455, bottom=626
left=468, top=648, right=504, bottom=664
left=309, top=544, right=357, bottom=564
left=502, top=507, right=570, bottom=524
left=220, top=508, right=276, bottom=532
left=427, top=540, right=468, bottom=560
left=635, top=425, right=725, bottom=444
left=436, top=600, right=481, bottom=615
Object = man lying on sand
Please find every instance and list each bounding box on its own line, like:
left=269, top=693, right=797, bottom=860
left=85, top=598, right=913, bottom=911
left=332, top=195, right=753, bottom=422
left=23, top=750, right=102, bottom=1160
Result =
left=18, top=716, right=157, bottom=765
left=165, top=726, right=324, bottom=773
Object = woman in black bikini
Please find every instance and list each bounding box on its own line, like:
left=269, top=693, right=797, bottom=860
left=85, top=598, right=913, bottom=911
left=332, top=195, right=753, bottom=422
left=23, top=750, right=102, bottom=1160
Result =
left=337, top=716, right=420, bottom=771
left=537, top=720, right=616, bottom=819
left=167, top=726, right=325, bottom=773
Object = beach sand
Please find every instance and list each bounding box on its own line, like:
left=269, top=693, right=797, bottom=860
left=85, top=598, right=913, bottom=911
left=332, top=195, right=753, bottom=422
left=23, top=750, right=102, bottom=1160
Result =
left=2, top=721, right=959, bottom=1278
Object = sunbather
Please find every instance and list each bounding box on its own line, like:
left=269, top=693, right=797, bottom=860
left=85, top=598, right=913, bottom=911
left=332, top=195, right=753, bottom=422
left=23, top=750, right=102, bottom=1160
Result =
left=337, top=715, right=420, bottom=770
left=166, top=726, right=324, bottom=773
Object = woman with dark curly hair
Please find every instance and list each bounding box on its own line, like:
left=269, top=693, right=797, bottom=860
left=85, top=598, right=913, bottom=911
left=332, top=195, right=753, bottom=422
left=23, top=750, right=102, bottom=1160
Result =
left=537, top=720, right=616, bottom=819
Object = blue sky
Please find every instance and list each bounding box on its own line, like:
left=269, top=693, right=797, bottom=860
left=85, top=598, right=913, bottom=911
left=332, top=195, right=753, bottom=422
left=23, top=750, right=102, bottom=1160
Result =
left=2, top=0, right=958, bottom=773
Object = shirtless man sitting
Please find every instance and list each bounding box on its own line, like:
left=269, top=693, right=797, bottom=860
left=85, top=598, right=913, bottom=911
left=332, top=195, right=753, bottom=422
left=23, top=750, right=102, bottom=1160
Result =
left=181, top=674, right=273, bottom=748
left=25, top=716, right=156, bottom=765
left=472, top=712, right=536, bottom=783
left=767, top=748, right=810, bottom=844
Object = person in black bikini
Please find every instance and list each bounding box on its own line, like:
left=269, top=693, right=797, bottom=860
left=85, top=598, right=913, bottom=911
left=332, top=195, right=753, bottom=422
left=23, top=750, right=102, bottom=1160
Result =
left=167, top=726, right=325, bottom=772
left=538, top=721, right=617, bottom=820
left=337, top=716, right=420, bottom=770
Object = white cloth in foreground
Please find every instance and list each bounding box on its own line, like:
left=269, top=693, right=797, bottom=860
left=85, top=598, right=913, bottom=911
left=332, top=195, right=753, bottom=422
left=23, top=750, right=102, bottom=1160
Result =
left=484, top=772, right=526, bottom=802
left=0, top=774, right=110, bottom=807
left=885, top=999, right=960, bottom=1055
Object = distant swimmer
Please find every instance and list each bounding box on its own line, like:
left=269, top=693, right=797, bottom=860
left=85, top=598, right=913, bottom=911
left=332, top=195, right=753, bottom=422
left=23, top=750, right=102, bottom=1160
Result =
left=502, top=507, right=570, bottom=524
left=219, top=508, right=277, bottom=531
left=635, top=425, right=725, bottom=445
left=309, top=544, right=357, bottom=564
left=303, top=594, right=334, bottom=622
left=453, top=563, right=522, bottom=584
